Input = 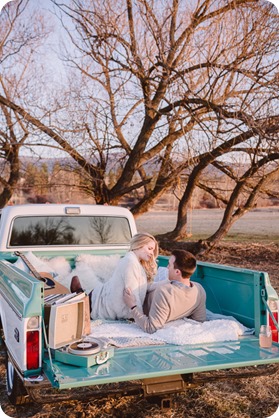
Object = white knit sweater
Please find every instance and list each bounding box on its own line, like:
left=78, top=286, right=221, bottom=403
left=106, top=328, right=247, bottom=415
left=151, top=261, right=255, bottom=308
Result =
left=90, top=251, right=147, bottom=320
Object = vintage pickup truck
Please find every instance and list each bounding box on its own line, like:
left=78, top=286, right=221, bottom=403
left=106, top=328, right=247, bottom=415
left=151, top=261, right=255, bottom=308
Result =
left=0, top=204, right=278, bottom=408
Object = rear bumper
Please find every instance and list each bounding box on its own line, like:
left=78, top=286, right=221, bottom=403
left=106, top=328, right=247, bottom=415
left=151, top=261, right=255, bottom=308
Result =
left=24, top=362, right=279, bottom=404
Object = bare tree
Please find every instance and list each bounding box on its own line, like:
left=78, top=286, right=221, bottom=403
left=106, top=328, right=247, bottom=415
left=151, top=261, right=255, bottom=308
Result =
left=0, top=0, right=50, bottom=206
left=50, top=0, right=279, bottom=209
left=158, top=115, right=279, bottom=243
left=0, top=0, right=278, bottom=251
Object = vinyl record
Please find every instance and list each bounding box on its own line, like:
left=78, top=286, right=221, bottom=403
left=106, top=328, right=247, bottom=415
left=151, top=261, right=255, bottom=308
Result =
left=69, top=341, right=100, bottom=356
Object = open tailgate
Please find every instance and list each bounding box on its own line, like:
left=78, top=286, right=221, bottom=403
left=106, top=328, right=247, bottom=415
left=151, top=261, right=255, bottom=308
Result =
left=43, top=337, right=279, bottom=389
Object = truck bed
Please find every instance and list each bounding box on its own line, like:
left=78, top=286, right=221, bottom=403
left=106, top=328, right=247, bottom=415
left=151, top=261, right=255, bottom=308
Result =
left=41, top=256, right=279, bottom=391
left=1, top=250, right=279, bottom=400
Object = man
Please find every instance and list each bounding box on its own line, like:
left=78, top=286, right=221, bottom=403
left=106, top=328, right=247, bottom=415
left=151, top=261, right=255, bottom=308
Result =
left=123, top=249, right=206, bottom=334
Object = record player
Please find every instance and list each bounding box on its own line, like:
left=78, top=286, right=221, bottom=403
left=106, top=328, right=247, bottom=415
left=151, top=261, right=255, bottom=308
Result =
left=54, top=339, right=114, bottom=367
left=45, top=292, right=114, bottom=367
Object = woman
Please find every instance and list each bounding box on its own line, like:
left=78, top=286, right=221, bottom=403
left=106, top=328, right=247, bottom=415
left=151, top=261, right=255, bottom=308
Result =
left=70, top=233, right=158, bottom=320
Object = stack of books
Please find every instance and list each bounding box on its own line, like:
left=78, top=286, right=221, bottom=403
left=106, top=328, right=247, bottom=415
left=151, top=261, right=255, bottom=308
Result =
left=44, top=291, right=86, bottom=306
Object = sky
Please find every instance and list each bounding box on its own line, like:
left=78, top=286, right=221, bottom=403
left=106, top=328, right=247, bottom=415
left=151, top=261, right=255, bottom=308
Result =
left=0, top=0, right=279, bottom=14
left=0, top=0, right=279, bottom=13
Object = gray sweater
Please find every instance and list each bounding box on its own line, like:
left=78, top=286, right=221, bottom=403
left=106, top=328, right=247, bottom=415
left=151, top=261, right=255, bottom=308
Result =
left=131, top=279, right=206, bottom=333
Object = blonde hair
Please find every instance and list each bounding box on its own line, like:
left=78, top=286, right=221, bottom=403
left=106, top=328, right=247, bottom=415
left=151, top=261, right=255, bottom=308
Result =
left=130, top=232, right=158, bottom=282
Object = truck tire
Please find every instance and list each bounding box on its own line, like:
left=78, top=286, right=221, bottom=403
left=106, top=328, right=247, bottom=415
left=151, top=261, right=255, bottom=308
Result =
left=5, top=353, right=30, bottom=405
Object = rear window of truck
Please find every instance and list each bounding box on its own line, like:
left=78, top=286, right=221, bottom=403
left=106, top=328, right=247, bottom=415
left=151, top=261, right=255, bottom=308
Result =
left=9, top=216, right=132, bottom=246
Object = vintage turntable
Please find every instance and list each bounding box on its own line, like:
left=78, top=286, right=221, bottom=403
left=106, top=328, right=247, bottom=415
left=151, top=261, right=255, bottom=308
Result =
left=45, top=292, right=114, bottom=367
left=68, top=340, right=100, bottom=356
left=54, top=338, right=114, bottom=367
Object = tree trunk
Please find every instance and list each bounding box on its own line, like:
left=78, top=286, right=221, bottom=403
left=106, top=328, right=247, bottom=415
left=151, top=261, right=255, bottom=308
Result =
left=0, top=148, right=21, bottom=208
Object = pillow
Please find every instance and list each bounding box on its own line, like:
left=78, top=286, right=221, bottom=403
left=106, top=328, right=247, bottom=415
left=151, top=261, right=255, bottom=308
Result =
left=46, top=256, right=72, bottom=278
left=70, top=254, right=121, bottom=291
left=13, top=252, right=121, bottom=293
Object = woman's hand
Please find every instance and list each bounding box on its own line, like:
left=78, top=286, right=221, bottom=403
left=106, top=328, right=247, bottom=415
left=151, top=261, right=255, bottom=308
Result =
left=123, top=287, right=136, bottom=308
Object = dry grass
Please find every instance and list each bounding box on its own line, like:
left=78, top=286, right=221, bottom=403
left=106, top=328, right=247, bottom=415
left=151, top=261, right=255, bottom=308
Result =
left=1, top=242, right=279, bottom=418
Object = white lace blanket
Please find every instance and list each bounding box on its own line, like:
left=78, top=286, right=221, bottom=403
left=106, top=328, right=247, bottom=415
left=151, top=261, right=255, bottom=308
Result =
left=88, top=312, right=254, bottom=347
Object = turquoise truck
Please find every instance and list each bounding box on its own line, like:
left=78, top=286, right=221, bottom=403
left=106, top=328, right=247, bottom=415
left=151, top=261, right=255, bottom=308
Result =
left=0, top=204, right=278, bottom=407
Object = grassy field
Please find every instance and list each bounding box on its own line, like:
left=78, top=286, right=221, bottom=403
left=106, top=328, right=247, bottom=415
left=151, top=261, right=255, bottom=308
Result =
left=136, top=207, right=279, bottom=242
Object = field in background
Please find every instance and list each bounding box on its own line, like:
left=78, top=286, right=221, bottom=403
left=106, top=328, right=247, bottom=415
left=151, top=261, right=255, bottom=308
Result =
left=136, top=207, right=279, bottom=241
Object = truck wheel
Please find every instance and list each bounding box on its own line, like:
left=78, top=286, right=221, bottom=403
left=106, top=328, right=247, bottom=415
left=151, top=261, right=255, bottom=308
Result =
left=5, top=353, right=30, bottom=405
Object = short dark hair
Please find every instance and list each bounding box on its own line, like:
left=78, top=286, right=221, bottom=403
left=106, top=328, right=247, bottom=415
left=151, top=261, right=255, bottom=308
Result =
left=171, top=249, right=196, bottom=278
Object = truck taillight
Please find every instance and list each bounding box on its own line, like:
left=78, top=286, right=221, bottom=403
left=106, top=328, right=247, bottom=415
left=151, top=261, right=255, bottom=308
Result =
left=26, top=330, right=39, bottom=369
left=268, top=300, right=279, bottom=343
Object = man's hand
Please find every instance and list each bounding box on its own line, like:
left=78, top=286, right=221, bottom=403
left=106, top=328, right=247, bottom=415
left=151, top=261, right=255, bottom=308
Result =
left=123, top=287, right=137, bottom=308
